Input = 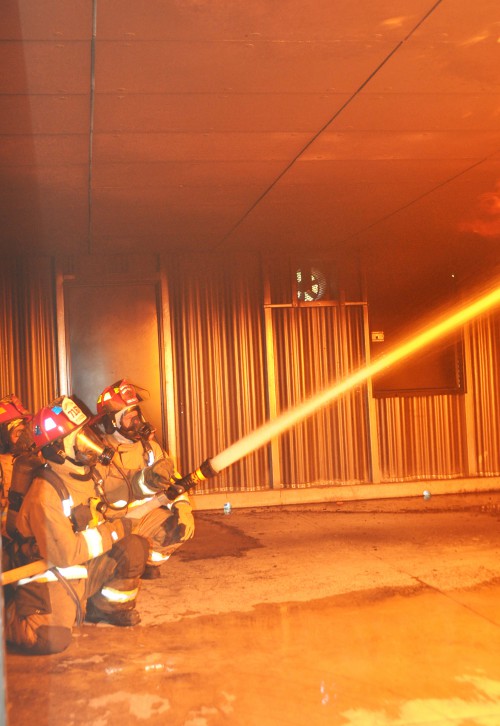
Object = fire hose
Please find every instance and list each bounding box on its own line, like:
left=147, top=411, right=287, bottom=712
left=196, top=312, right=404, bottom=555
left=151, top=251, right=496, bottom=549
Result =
left=0, top=459, right=220, bottom=586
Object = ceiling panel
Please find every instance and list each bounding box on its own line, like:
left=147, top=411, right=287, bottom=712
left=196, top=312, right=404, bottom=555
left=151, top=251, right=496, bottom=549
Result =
left=0, top=42, right=90, bottom=94
left=303, top=130, right=500, bottom=160
left=92, top=160, right=287, bottom=189
left=226, top=157, right=500, bottom=254
left=0, top=135, right=89, bottom=165
left=95, top=40, right=395, bottom=94
left=0, top=181, right=89, bottom=254
left=328, top=94, right=500, bottom=132
left=2, top=0, right=91, bottom=40
left=92, top=184, right=264, bottom=234
left=0, top=95, right=90, bottom=134
left=0, top=0, right=498, bottom=295
left=93, top=93, right=351, bottom=134
left=96, top=0, right=431, bottom=41
left=367, top=39, right=500, bottom=94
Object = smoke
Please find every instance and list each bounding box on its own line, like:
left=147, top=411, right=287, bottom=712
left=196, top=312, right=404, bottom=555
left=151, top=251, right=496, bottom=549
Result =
left=461, top=181, right=500, bottom=238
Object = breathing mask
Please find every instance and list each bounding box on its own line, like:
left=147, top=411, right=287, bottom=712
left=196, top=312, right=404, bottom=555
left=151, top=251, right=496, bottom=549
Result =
left=115, top=406, right=155, bottom=442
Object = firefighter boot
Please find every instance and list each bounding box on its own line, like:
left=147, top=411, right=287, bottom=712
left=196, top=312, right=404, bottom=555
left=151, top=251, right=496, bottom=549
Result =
left=141, top=564, right=162, bottom=579
left=85, top=578, right=141, bottom=626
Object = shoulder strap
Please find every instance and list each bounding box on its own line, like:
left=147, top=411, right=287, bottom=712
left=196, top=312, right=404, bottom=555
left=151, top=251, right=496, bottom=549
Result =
left=6, top=462, right=71, bottom=546
left=38, top=465, right=70, bottom=503
left=141, top=439, right=155, bottom=466
left=7, top=452, right=45, bottom=513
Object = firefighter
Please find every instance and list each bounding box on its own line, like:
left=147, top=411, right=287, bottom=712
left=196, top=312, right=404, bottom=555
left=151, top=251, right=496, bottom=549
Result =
left=4, top=395, right=150, bottom=655
left=0, top=394, right=34, bottom=538
left=95, top=379, right=195, bottom=579
left=0, top=394, right=33, bottom=505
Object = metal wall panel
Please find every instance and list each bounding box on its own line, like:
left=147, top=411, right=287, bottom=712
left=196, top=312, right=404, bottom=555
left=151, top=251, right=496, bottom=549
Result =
left=376, top=394, right=467, bottom=482
left=271, top=304, right=370, bottom=486
left=168, top=254, right=270, bottom=491
left=375, top=311, right=500, bottom=482
left=467, top=312, right=500, bottom=475
left=64, top=281, right=165, bottom=436
left=2, top=255, right=499, bottom=492
left=0, top=257, right=58, bottom=411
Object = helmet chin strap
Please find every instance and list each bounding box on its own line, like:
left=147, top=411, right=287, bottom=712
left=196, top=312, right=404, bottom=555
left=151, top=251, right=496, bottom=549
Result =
left=62, top=427, right=81, bottom=460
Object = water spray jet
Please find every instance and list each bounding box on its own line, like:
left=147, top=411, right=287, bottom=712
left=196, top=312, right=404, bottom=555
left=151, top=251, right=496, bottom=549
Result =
left=165, top=280, right=500, bottom=499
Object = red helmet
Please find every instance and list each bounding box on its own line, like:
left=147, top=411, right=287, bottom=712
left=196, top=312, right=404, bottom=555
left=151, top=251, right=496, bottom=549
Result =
left=0, top=395, right=33, bottom=455
left=32, top=396, right=88, bottom=451
left=96, top=379, right=141, bottom=417
left=96, top=379, right=154, bottom=441
left=0, top=394, right=31, bottom=426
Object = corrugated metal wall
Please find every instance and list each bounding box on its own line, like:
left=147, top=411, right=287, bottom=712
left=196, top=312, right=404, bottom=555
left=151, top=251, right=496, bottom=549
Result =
left=271, top=304, right=370, bottom=486
left=0, top=257, right=58, bottom=412
left=375, top=312, right=500, bottom=482
left=1, top=256, right=499, bottom=489
left=168, top=255, right=271, bottom=492
left=376, top=394, right=467, bottom=481
left=467, top=313, right=500, bottom=475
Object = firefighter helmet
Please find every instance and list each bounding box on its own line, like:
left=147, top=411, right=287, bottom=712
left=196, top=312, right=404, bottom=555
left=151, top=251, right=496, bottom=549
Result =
left=0, top=394, right=33, bottom=455
left=96, top=379, right=154, bottom=441
left=0, top=394, right=31, bottom=425
left=96, top=379, right=142, bottom=417
left=32, top=396, right=88, bottom=451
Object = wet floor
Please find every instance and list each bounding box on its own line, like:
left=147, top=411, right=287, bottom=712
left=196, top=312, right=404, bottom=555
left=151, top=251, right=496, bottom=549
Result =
left=5, top=492, right=500, bottom=725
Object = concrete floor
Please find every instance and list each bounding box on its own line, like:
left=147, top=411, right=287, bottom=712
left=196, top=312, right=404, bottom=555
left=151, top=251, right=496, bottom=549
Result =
left=4, top=491, right=500, bottom=726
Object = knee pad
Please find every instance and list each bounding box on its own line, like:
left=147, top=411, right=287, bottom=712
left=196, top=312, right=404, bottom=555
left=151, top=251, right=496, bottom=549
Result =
left=31, top=625, right=72, bottom=655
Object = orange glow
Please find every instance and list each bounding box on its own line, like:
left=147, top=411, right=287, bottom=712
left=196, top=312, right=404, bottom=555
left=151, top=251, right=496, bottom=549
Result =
left=211, top=282, right=500, bottom=473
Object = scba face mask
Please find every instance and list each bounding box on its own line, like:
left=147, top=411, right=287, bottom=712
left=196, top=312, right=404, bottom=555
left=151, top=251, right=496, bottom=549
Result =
left=116, top=406, right=154, bottom=442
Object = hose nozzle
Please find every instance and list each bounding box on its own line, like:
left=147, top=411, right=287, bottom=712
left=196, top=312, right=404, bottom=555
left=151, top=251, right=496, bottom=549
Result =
left=164, top=458, right=218, bottom=500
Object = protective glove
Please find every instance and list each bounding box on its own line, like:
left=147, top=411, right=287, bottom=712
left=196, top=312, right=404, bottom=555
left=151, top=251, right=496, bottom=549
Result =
left=70, top=497, right=101, bottom=531
left=174, top=501, right=195, bottom=541
left=142, top=457, right=175, bottom=492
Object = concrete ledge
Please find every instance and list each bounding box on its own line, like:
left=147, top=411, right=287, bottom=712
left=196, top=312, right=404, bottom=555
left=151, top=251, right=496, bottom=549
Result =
left=191, top=476, right=500, bottom=512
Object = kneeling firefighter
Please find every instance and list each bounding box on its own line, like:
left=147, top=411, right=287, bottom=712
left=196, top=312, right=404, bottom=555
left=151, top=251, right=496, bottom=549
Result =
left=4, top=396, right=150, bottom=655
left=95, top=379, right=195, bottom=579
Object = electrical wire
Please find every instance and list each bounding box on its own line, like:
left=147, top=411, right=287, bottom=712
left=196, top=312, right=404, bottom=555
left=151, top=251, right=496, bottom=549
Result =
left=211, top=0, right=446, bottom=250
